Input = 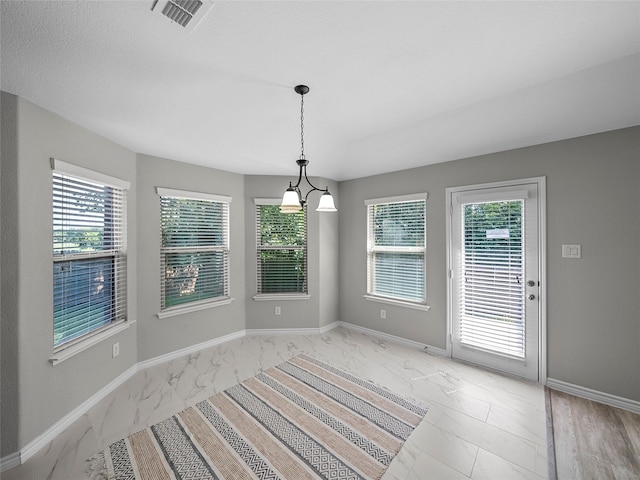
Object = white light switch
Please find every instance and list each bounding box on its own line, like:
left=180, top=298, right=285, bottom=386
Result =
left=562, top=244, right=581, bottom=259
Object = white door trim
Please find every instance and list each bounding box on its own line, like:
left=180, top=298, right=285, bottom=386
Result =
left=445, top=177, right=547, bottom=384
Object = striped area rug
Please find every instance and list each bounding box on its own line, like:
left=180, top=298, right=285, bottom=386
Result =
left=88, top=354, right=428, bottom=480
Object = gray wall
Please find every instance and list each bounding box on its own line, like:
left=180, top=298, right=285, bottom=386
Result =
left=1, top=92, right=21, bottom=455
left=339, top=126, right=640, bottom=402
left=0, top=93, right=139, bottom=456
left=244, top=175, right=339, bottom=330
left=318, top=187, right=340, bottom=328
left=136, top=155, right=246, bottom=361
left=1, top=90, right=637, bottom=459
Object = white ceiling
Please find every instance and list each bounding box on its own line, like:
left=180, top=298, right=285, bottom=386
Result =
left=1, top=1, right=639, bottom=181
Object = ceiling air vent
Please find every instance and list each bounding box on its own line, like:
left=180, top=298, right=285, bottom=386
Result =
left=151, top=0, right=213, bottom=31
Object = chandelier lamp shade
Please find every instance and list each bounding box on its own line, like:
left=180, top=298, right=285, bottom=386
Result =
left=280, top=85, right=337, bottom=213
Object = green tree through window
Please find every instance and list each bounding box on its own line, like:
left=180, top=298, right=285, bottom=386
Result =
left=257, top=204, right=307, bottom=294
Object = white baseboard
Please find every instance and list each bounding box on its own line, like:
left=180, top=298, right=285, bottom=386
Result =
left=21, top=323, right=638, bottom=474
left=1, top=363, right=138, bottom=472
left=320, top=321, right=341, bottom=334
left=247, top=322, right=340, bottom=337
left=0, top=452, right=21, bottom=473
left=1, top=330, right=246, bottom=473
left=1, top=325, right=347, bottom=472
left=547, top=378, right=640, bottom=414
left=336, top=321, right=448, bottom=357
left=137, top=330, right=246, bottom=371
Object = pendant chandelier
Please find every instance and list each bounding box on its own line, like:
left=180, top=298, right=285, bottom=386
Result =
left=280, top=85, right=337, bottom=213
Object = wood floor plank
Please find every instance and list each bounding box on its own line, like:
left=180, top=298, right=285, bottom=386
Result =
left=549, top=389, right=640, bottom=480
left=551, top=391, right=582, bottom=479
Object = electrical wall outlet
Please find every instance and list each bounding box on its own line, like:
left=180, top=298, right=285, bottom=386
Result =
left=380, top=309, right=386, bottom=319
left=112, top=342, right=119, bottom=358
left=275, top=306, right=281, bottom=316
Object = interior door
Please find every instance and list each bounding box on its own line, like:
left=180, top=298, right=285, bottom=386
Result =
left=450, top=182, right=541, bottom=381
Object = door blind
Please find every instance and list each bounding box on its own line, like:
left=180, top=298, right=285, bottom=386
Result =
left=459, top=200, right=525, bottom=357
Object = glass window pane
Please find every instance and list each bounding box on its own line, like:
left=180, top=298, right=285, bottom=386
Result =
left=163, top=251, right=226, bottom=307
left=373, top=252, right=425, bottom=302
left=373, top=201, right=425, bottom=247
left=257, top=204, right=307, bottom=294
left=54, top=256, right=114, bottom=347
left=53, top=169, right=127, bottom=349
left=161, top=198, right=226, bottom=248
left=260, top=249, right=306, bottom=293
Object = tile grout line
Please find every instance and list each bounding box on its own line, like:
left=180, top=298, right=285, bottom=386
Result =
left=469, top=445, right=480, bottom=479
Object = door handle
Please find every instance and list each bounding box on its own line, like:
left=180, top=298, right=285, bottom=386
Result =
left=527, top=280, right=536, bottom=287
left=528, top=294, right=536, bottom=300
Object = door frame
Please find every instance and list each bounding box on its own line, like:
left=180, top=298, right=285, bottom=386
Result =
left=445, top=177, right=547, bottom=384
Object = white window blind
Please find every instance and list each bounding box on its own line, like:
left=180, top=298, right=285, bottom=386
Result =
left=366, top=196, right=426, bottom=304
left=52, top=162, right=128, bottom=349
left=159, top=189, right=230, bottom=310
left=256, top=203, right=307, bottom=294
left=459, top=200, right=525, bottom=357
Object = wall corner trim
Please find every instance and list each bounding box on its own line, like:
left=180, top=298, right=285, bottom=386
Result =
left=0, top=452, right=21, bottom=473
left=546, top=378, right=640, bottom=414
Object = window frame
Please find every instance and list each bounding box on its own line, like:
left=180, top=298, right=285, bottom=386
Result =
left=364, top=193, right=430, bottom=311
left=50, top=158, right=131, bottom=364
left=156, top=187, right=232, bottom=318
left=253, top=198, right=309, bottom=301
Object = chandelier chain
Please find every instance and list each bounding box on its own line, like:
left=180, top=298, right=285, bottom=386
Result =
left=300, top=93, right=305, bottom=160
left=281, top=84, right=336, bottom=212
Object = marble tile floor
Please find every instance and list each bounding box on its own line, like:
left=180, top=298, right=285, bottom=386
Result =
left=4, top=327, right=548, bottom=479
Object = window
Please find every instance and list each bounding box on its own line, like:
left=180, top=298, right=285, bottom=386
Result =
left=255, top=200, right=307, bottom=296
left=366, top=194, right=427, bottom=306
left=158, top=188, right=230, bottom=315
left=52, top=159, right=129, bottom=350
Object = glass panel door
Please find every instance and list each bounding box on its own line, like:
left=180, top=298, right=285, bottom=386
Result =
left=450, top=183, right=540, bottom=380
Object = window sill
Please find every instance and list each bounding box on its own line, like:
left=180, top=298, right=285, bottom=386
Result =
left=50, top=320, right=135, bottom=366
left=253, top=294, right=311, bottom=301
left=157, top=297, right=233, bottom=319
left=363, top=294, right=430, bottom=311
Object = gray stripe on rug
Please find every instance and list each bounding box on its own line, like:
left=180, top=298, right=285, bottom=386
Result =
left=299, top=354, right=429, bottom=416
left=108, top=438, right=136, bottom=479
left=256, top=371, right=394, bottom=465
left=276, top=362, right=415, bottom=440
left=151, top=416, right=218, bottom=480
left=225, top=384, right=365, bottom=480
left=196, top=397, right=281, bottom=479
